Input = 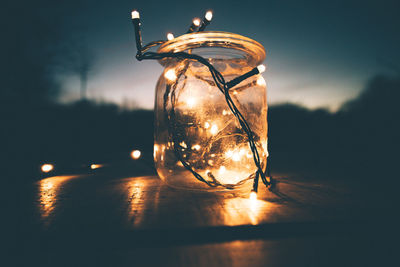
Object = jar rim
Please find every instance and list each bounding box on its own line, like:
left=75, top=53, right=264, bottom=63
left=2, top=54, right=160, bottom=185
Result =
left=157, top=31, right=266, bottom=67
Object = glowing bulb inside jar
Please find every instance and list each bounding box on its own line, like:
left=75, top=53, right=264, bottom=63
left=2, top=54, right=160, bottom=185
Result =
left=186, top=97, right=196, bottom=108
left=250, top=191, right=257, bottom=201
left=192, top=144, right=201, bottom=151
left=219, top=166, right=226, bottom=174
left=257, top=76, right=266, bottom=86
left=210, top=124, right=218, bottom=135
left=232, top=152, right=241, bottom=161
left=164, top=69, right=177, bottom=82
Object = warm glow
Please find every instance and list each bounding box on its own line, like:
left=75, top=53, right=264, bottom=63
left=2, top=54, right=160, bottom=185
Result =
left=180, top=141, right=187, bottom=149
left=210, top=124, right=218, bottom=135
left=222, top=109, right=230, bottom=115
left=232, top=152, right=241, bottom=161
left=250, top=191, right=257, bottom=201
left=193, top=18, right=201, bottom=26
left=186, top=97, right=196, bottom=108
left=219, top=166, right=226, bottom=174
left=131, top=150, right=141, bottom=159
left=167, top=33, right=174, bottom=41
left=192, top=144, right=201, bottom=151
left=257, top=64, right=266, bottom=73
left=39, top=175, right=79, bottom=220
left=41, top=164, right=54, bottom=173
left=257, top=76, right=266, bottom=86
left=164, top=69, right=177, bottom=82
left=90, top=164, right=103, bottom=170
left=131, top=10, right=140, bottom=19
left=205, top=11, right=213, bottom=21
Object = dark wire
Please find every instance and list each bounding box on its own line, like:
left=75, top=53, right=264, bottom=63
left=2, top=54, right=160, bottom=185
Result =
left=131, top=14, right=272, bottom=192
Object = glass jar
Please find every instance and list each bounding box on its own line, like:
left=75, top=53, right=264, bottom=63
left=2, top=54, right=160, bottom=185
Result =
left=154, top=31, right=268, bottom=191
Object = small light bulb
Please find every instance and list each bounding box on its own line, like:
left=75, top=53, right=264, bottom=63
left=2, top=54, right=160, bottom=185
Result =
left=204, top=122, right=210, bottom=129
left=256, top=76, right=266, bottom=86
left=210, top=124, right=218, bottom=135
left=164, top=69, right=177, bottom=82
left=131, top=10, right=140, bottom=19
left=131, top=150, right=141, bottom=159
left=193, top=18, right=201, bottom=27
left=219, top=166, right=226, bottom=174
left=257, top=64, right=266, bottom=73
left=186, top=97, right=196, bottom=108
left=205, top=11, right=213, bottom=21
left=250, top=191, right=257, bottom=201
left=90, top=164, right=102, bottom=170
left=192, top=144, right=201, bottom=151
left=167, top=33, right=174, bottom=41
left=41, top=164, right=54, bottom=173
left=232, top=152, right=241, bottom=161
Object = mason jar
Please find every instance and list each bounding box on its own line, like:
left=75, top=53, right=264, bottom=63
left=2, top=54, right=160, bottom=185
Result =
left=153, top=31, right=268, bottom=191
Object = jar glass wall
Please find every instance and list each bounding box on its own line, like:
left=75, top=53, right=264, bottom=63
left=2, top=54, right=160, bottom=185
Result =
left=154, top=32, right=268, bottom=191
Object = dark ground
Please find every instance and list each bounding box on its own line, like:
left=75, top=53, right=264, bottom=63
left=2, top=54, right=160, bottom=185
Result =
left=3, top=74, right=400, bottom=266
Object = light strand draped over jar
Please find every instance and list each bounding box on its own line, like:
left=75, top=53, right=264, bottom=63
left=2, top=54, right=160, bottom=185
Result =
left=153, top=32, right=268, bottom=191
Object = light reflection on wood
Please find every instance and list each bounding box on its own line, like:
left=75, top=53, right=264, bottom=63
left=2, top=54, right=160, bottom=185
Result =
left=38, top=175, right=79, bottom=221
left=222, top=197, right=279, bottom=226
left=125, top=177, right=163, bottom=228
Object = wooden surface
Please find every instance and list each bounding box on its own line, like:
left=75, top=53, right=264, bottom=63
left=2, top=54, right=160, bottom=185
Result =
left=12, top=169, right=389, bottom=266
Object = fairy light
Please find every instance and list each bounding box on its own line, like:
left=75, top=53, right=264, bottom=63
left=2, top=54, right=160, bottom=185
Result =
left=210, top=124, right=218, bottom=135
left=131, top=150, right=141, bottom=159
left=257, top=64, right=266, bottom=73
left=186, top=97, right=196, bottom=108
left=90, top=164, right=103, bottom=170
left=219, top=166, right=226, bottom=174
left=192, top=144, right=201, bottom=151
left=130, top=9, right=273, bottom=193
left=41, top=164, right=54, bottom=173
left=164, top=69, right=177, bottom=82
left=193, top=18, right=201, bottom=26
left=205, top=11, right=213, bottom=21
left=187, top=18, right=201, bottom=33
left=167, top=33, right=174, bottom=41
left=225, top=64, right=267, bottom=89
left=232, top=152, right=241, bottom=161
left=131, top=10, right=140, bottom=19
left=198, top=10, right=213, bottom=31
left=250, top=191, right=257, bottom=201
left=257, top=76, right=266, bottom=86
left=204, top=122, right=210, bottom=129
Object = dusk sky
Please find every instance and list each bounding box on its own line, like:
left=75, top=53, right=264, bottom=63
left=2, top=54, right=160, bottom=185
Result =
left=28, top=0, right=399, bottom=111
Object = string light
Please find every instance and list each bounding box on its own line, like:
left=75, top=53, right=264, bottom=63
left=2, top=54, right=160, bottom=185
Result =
left=131, top=10, right=140, bottom=19
left=131, top=150, right=141, bottom=159
left=198, top=10, right=213, bottom=31
left=187, top=18, right=201, bottom=33
left=41, top=164, right=54, bottom=173
left=250, top=191, right=257, bottom=201
left=256, top=76, right=266, bottom=86
left=130, top=9, right=273, bottom=194
left=257, top=64, right=266, bottom=73
left=164, top=69, right=177, bottom=82
left=90, top=164, right=103, bottom=170
left=205, top=11, right=213, bottom=21
left=167, top=33, right=174, bottom=41
left=210, top=124, right=218, bottom=135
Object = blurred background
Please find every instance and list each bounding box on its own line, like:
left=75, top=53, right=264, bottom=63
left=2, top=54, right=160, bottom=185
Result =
left=2, top=0, right=399, bottom=192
